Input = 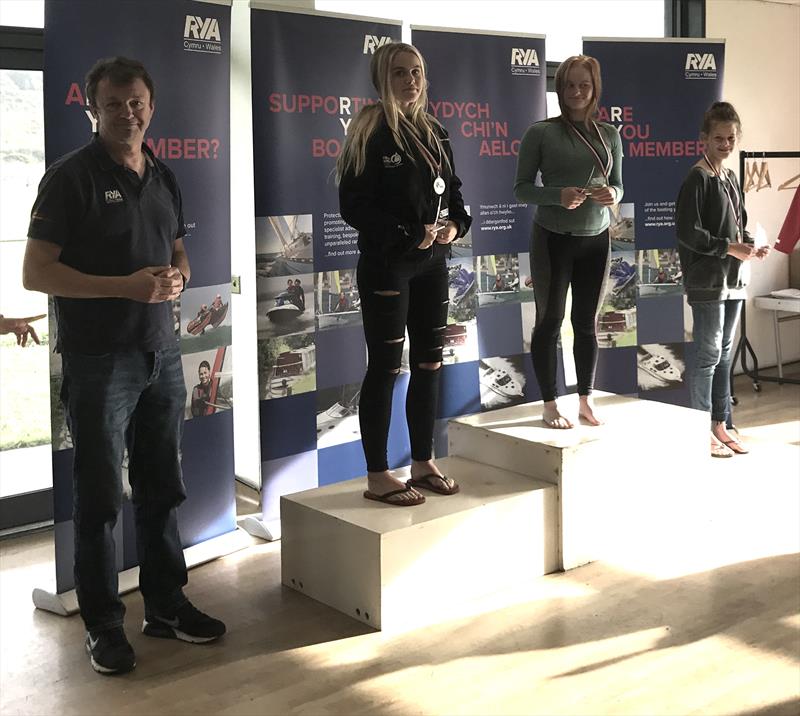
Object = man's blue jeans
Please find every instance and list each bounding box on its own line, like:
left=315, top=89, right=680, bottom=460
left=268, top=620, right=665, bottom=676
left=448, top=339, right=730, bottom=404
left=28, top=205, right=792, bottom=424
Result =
left=61, top=345, right=189, bottom=633
left=690, top=299, right=743, bottom=424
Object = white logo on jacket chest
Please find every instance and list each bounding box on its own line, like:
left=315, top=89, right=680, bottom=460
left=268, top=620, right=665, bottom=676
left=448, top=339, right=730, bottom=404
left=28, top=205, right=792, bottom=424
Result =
left=382, top=153, right=402, bottom=168
left=104, top=189, right=124, bottom=204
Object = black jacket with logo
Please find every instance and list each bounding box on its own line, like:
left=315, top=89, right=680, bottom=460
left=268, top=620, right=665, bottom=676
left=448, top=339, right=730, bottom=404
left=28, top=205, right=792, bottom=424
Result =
left=676, top=166, right=753, bottom=304
left=339, top=112, right=472, bottom=262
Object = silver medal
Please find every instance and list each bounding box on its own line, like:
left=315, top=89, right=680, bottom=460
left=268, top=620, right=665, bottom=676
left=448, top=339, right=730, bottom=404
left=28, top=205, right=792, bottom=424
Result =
left=433, top=176, right=445, bottom=195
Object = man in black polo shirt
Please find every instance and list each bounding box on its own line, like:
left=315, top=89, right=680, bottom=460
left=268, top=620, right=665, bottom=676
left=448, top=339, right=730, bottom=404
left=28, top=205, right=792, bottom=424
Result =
left=23, top=57, right=225, bottom=675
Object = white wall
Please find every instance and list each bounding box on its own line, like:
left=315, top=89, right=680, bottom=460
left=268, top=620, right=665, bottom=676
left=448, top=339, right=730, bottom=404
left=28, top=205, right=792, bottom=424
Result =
left=707, top=0, right=800, bottom=371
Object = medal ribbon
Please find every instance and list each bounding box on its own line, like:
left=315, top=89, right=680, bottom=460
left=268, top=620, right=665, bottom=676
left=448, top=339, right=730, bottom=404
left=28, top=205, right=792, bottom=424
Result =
left=567, top=120, right=612, bottom=180
left=415, top=135, right=443, bottom=186
left=408, top=128, right=446, bottom=224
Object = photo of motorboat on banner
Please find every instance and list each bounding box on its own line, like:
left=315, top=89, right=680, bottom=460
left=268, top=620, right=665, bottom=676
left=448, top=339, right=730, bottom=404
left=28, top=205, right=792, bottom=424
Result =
left=258, top=333, right=317, bottom=400
left=258, top=273, right=315, bottom=339
left=479, top=355, right=527, bottom=410
left=316, top=383, right=361, bottom=450
left=476, top=253, right=531, bottom=307
left=180, top=283, right=232, bottom=353
left=256, top=214, right=314, bottom=278
left=182, top=346, right=233, bottom=420
left=186, top=300, right=228, bottom=335
left=599, top=251, right=638, bottom=348
left=315, top=269, right=361, bottom=330
left=636, top=248, right=683, bottom=297
left=637, top=343, right=685, bottom=391
left=609, top=202, right=635, bottom=251
left=258, top=333, right=316, bottom=400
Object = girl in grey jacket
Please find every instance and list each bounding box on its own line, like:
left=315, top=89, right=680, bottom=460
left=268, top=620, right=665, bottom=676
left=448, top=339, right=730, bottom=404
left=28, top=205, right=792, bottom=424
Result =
left=676, top=101, right=769, bottom=458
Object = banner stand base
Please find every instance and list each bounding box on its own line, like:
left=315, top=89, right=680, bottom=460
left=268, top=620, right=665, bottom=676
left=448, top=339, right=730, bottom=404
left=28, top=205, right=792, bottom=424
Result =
left=241, top=516, right=281, bottom=542
left=31, top=527, right=253, bottom=617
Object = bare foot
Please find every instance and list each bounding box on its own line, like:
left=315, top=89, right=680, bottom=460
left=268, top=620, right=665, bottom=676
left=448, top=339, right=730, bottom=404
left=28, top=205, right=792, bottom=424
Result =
left=410, top=459, right=457, bottom=493
left=542, top=401, right=573, bottom=429
left=578, top=395, right=603, bottom=426
left=366, top=471, right=422, bottom=504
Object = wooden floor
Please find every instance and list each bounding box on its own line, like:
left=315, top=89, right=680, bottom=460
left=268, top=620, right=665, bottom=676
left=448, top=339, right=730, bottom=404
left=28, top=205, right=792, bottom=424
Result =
left=1, top=374, right=798, bottom=716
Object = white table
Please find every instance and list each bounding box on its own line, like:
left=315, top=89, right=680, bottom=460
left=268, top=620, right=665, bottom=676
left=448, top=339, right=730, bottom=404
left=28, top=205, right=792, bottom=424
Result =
left=753, top=294, right=800, bottom=382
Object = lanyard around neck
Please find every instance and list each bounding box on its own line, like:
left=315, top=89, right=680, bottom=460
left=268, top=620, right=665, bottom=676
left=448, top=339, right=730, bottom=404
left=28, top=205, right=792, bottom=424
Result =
left=413, top=131, right=442, bottom=177
left=406, top=128, right=446, bottom=215
left=567, top=120, right=612, bottom=180
left=703, top=154, right=742, bottom=242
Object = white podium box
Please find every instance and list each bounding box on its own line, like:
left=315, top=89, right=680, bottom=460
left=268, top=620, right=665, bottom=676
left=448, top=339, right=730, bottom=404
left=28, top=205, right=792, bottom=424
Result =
left=281, top=455, right=557, bottom=631
left=448, top=391, right=708, bottom=571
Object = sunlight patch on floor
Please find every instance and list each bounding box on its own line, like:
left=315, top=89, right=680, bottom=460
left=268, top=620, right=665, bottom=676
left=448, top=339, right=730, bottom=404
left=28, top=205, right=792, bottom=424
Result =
left=317, top=628, right=800, bottom=716
left=594, top=444, right=800, bottom=581
left=739, top=419, right=800, bottom=446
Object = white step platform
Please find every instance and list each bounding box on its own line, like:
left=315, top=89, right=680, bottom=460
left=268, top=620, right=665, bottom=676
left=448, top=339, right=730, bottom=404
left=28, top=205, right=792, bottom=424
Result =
left=448, top=391, right=709, bottom=571
left=281, top=455, right=557, bottom=631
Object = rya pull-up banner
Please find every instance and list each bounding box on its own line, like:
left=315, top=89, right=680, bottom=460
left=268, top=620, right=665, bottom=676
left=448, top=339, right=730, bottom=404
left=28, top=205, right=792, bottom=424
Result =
left=583, top=38, right=725, bottom=407
left=44, top=0, right=234, bottom=594
left=250, top=7, right=402, bottom=521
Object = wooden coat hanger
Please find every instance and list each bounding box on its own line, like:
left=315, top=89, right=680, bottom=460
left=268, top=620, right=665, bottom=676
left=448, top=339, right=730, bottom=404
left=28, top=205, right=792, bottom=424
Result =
left=744, top=160, right=758, bottom=192
left=778, top=171, right=800, bottom=190
left=756, top=161, right=772, bottom=190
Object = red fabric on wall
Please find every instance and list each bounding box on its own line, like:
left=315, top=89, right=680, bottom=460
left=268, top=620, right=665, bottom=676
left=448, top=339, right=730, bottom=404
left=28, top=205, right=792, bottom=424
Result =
left=775, top=186, right=800, bottom=254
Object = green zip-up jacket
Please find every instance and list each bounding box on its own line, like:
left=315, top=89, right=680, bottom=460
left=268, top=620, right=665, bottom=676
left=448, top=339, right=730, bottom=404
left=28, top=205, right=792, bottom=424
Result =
left=514, top=118, right=624, bottom=236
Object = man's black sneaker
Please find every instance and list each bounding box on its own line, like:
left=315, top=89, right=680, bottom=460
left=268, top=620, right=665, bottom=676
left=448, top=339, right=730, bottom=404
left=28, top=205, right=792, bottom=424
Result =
left=142, top=601, right=226, bottom=643
left=85, top=627, right=136, bottom=675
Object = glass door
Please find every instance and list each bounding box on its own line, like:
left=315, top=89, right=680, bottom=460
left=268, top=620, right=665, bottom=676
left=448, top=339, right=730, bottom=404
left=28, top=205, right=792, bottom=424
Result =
left=0, top=21, right=51, bottom=533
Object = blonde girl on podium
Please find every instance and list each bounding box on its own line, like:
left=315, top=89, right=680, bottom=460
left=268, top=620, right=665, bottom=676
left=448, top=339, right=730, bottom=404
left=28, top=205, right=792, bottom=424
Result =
left=337, top=42, right=471, bottom=506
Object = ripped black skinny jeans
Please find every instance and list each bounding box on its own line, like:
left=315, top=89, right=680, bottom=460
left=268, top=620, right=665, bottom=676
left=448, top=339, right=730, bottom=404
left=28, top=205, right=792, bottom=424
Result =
left=357, top=253, right=448, bottom=472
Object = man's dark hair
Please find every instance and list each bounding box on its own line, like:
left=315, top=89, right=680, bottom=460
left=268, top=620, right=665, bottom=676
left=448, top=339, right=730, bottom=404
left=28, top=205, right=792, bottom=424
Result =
left=85, top=56, right=155, bottom=108
left=199, top=360, right=211, bottom=371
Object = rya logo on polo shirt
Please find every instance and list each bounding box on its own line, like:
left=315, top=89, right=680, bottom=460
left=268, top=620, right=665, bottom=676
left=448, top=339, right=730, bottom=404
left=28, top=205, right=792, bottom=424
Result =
left=104, top=189, right=124, bottom=204
left=382, top=153, right=402, bottom=168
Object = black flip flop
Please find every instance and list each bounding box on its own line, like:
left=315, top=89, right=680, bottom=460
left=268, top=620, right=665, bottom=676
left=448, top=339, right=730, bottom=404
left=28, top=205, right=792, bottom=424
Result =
left=407, top=473, right=460, bottom=495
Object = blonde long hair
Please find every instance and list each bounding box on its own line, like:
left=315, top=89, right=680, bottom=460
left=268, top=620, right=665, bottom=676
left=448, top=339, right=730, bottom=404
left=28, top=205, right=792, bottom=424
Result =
left=336, top=42, right=449, bottom=182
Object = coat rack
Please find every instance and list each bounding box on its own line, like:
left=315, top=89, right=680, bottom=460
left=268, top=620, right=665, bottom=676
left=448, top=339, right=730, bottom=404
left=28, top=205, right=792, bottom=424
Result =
left=730, top=150, right=800, bottom=401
